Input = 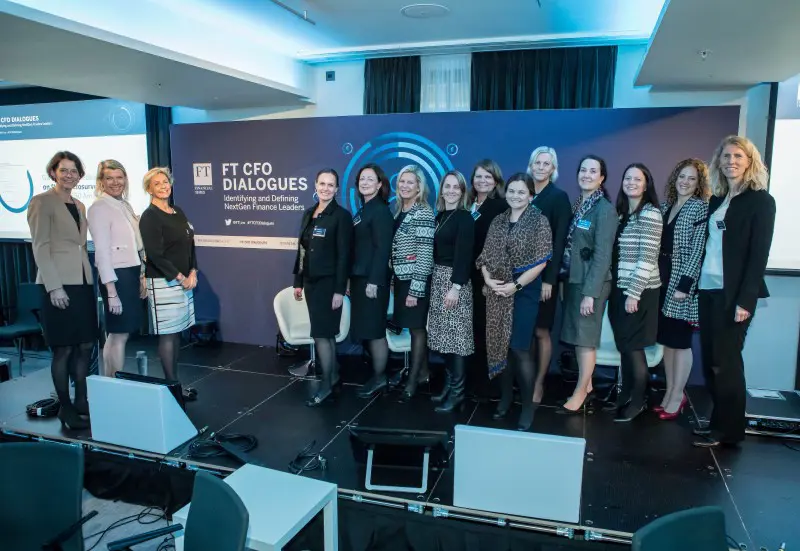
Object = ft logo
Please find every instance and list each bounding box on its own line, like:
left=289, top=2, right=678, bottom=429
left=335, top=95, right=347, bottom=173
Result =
left=193, top=163, right=213, bottom=188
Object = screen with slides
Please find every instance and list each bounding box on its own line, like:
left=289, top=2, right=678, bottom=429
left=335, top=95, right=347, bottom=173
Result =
left=769, top=73, right=800, bottom=270
left=0, top=99, right=150, bottom=241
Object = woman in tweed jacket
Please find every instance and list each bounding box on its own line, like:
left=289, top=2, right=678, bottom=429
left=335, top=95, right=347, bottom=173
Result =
left=608, top=163, right=663, bottom=422
left=655, top=159, right=710, bottom=420
left=391, top=164, right=435, bottom=402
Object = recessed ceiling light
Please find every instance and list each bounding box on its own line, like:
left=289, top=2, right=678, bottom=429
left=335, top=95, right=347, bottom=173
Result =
left=400, top=3, right=450, bottom=19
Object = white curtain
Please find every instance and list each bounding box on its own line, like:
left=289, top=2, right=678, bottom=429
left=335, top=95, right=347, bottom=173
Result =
left=420, top=54, right=471, bottom=113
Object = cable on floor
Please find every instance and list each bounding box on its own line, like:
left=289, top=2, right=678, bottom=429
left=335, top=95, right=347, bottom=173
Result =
left=186, top=432, right=258, bottom=459
left=288, top=440, right=327, bottom=474
left=84, top=506, right=166, bottom=551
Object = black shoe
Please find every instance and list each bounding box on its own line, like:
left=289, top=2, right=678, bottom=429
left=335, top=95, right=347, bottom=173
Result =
left=74, top=399, right=90, bottom=418
left=357, top=375, right=387, bottom=399
left=431, top=371, right=452, bottom=404
left=388, top=368, right=408, bottom=388
left=183, top=387, right=198, bottom=402
left=517, top=404, right=536, bottom=431
left=58, top=405, right=89, bottom=431
left=556, top=392, right=593, bottom=415
left=692, top=436, right=740, bottom=449
left=306, top=388, right=333, bottom=407
left=613, top=403, right=645, bottom=423
left=492, top=406, right=509, bottom=420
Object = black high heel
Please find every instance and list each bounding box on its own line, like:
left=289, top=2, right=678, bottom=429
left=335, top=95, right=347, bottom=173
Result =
left=614, top=402, right=646, bottom=423
left=517, top=404, right=536, bottom=431
left=58, top=406, right=89, bottom=430
left=357, top=376, right=387, bottom=399
left=555, top=391, right=594, bottom=415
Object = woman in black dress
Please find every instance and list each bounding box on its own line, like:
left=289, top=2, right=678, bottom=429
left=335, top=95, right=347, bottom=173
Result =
left=608, top=163, right=663, bottom=422
left=292, top=169, right=353, bottom=406
left=427, top=170, right=474, bottom=413
left=27, top=151, right=97, bottom=430
left=350, top=164, right=395, bottom=399
left=468, top=159, right=507, bottom=399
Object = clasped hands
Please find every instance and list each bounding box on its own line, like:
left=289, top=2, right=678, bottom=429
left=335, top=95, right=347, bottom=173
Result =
left=485, top=277, right=518, bottom=298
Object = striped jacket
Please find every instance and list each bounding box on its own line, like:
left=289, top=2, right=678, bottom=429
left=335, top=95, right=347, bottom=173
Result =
left=615, top=203, right=662, bottom=300
left=391, top=203, right=435, bottom=297
left=660, top=198, right=708, bottom=324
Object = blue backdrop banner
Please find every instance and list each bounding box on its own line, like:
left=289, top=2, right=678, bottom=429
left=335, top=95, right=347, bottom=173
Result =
left=170, top=107, right=739, bottom=346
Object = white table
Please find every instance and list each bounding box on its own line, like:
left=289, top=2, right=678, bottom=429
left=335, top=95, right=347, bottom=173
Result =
left=173, top=464, right=338, bottom=551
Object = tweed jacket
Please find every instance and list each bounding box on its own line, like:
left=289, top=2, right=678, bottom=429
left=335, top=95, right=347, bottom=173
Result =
left=660, top=198, right=708, bottom=324
left=391, top=203, right=435, bottom=298
left=614, top=203, right=662, bottom=300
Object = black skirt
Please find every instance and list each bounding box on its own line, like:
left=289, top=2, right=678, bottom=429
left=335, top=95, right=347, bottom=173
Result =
left=40, top=284, right=98, bottom=347
left=303, top=275, right=342, bottom=338
left=608, top=286, right=659, bottom=353
left=349, top=276, right=389, bottom=341
left=392, top=276, right=430, bottom=330
left=100, top=266, right=144, bottom=334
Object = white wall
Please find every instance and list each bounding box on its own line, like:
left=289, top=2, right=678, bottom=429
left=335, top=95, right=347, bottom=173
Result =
left=172, top=61, right=365, bottom=124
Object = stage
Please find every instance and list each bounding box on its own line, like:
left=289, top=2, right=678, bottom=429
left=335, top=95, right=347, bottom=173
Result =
left=0, top=340, right=797, bottom=550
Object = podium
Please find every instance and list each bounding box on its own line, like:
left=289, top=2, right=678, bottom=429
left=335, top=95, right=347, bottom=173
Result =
left=87, top=375, right=198, bottom=454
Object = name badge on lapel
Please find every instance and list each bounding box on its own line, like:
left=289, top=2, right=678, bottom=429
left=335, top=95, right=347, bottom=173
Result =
left=353, top=215, right=362, bottom=226
left=312, top=226, right=327, bottom=238
left=716, top=220, right=726, bottom=231
left=471, top=211, right=481, bottom=221
left=577, top=219, right=591, bottom=230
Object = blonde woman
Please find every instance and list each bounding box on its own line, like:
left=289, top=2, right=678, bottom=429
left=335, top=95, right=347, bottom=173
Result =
left=139, top=167, right=197, bottom=398
left=694, top=136, right=775, bottom=448
left=87, top=160, right=146, bottom=377
left=391, top=164, right=435, bottom=402
left=427, top=170, right=475, bottom=413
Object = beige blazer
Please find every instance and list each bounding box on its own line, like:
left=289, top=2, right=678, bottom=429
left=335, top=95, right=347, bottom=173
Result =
left=27, top=188, right=94, bottom=292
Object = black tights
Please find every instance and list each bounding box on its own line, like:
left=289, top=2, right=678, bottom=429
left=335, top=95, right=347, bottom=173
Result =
left=158, top=333, right=181, bottom=381
left=501, top=348, right=535, bottom=407
left=619, top=350, right=648, bottom=410
left=366, top=338, right=388, bottom=378
left=406, top=328, right=429, bottom=392
left=52, top=342, right=93, bottom=408
left=314, top=337, right=337, bottom=391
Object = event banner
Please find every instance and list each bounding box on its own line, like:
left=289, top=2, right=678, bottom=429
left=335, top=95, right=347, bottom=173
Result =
left=170, top=107, right=738, bottom=345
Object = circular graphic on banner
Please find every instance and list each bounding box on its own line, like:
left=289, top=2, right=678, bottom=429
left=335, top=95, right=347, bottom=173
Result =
left=341, top=132, right=456, bottom=212
left=0, top=169, right=34, bottom=213
left=108, top=105, right=135, bottom=133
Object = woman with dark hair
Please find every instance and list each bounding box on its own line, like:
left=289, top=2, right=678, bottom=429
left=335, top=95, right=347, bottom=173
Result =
left=557, top=155, right=618, bottom=414
left=27, top=151, right=97, bottom=430
left=427, top=170, right=475, bottom=413
left=477, top=173, right=552, bottom=431
left=293, top=169, right=353, bottom=406
left=694, top=136, right=775, bottom=448
left=655, top=159, right=710, bottom=420
left=468, top=159, right=507, bottom=400
left=608, top=163, right=663, bottom=422
left=351, top=164, right=395, bottom=399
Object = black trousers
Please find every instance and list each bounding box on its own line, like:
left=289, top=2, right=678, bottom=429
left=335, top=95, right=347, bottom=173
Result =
left=698, top=290, right=753, bottom=443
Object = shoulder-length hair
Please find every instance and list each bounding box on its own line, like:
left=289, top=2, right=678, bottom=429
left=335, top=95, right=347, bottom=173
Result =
left=315, top=168, right=340, bottom=188
left=95, top=159, right=130, bottom=199
left=526, top=146, right=559, bottom=183
left=576, top=154, right=610, bottom=200
left=143, top=167, right=173, bottom=195
left=709, top=135, right=769, bottom=196
left=356, top=163, right=389, bottom=204
left=435, top=170, right=469, bottom=211
left=47, top=151, right=85, bottom=181
left=616, top=163, right=659, bottom=217
left=393, top=164, right=429, bottom=214
left=506, top=172, right=536, bottom=196
left=664, top=158, right=710, bottom=204
left=468, top=159, right=505, bottom=204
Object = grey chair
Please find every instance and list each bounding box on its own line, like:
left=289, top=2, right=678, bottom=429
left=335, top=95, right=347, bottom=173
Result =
left=107, top=470, right=249, bottom=551
left=632, top=505, right=729, bottom=551
left=0, top=282, right=43, bottom=376
left=0, top=441, right=96, bottom=551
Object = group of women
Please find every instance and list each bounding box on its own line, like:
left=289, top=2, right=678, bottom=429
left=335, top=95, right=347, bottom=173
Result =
left=27, top=152, right=198, bottom=430
left=293, top=134, right=775, bottom=447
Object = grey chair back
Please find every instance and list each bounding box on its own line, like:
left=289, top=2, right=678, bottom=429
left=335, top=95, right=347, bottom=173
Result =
left=184, top=471, right=249, bottom=551
left=0, top=442, right=85, bottom=551
left=632, top=505, right=728, bottom=551
left=16, top=282, right=43, bottom=326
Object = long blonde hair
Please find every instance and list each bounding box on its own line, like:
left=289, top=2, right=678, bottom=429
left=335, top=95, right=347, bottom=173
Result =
left=709, top=135, right=769, bottom=197
left=393, top=164, right=429, bottom=214
left=95, top=159, right=129, bottom=199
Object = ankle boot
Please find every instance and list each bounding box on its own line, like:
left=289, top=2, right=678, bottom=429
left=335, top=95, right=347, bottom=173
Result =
left=431, top=369, right=451, bottom=404
left=436, top=357, right=465, bottom=413
left=492, top=366, right=514, bottom=419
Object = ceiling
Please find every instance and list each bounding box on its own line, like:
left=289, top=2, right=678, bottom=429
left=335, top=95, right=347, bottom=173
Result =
left=636, top=0, right=800, bottom=90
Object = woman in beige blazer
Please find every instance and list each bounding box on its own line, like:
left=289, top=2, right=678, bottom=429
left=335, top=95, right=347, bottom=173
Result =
left=27, top=151, right=97, bottom=430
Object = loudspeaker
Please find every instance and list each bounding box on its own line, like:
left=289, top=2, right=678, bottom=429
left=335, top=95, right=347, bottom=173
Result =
left=87, top=375, right=198, bottom=454
left=453, top=425, right=585, bottom=523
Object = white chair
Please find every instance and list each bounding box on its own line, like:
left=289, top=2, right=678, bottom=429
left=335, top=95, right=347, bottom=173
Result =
left=386, top=292, right=411, bottom=374
left=273, top=287, right=351, bottom=377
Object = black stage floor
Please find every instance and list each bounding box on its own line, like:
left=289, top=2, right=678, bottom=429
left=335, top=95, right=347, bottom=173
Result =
left=1, top=340, right=797, bottom=549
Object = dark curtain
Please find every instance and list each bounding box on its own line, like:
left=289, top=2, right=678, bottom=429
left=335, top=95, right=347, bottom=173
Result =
left=0, top=86, right=101, bottom=106
left=364, top=56, right=421, bottom=115
left=471, top=46, right=617, bottom=111
left=145, top=104, right=172, bottom=169
left=0, top=242, right=36, bottom=324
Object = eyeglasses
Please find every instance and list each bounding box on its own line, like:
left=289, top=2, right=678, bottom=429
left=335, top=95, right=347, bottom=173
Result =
left=57, top=169, right=80, bottom=176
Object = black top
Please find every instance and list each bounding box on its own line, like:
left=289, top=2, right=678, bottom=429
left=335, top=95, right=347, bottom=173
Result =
left=293, top=200, right=353, bottom=294
left=434, top=209, right=474, bottom=286
left=65, top=203, right=80, bottom=229
left=704, top=188, right=776, bottom=313
left=350, top=198, right=394, bottom=285
left=394, top=210, right=409, bottom=233
left=531, top=183, right=572, bottom=286
left=471, top=195, right=507, bottom=265
left=659, top=213, right=676, bottom=289
left=140, top=204, right=197, bottom=280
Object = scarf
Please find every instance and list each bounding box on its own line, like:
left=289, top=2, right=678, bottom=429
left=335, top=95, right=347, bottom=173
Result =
left=476, top=205, right=552, bottom=378
left=101, top=193, right=144, bottom=252
left=560, top=188, right=605, bottom=276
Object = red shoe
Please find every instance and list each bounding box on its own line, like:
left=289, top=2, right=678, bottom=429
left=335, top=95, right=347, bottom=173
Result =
left=658, top=394, right=688, bottom=420
left=652, top=404, right=665, bottom=413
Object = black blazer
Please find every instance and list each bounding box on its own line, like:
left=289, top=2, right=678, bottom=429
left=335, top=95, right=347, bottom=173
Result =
left=350, top=197, right=394, bottom=286
left=705, top=189, right=775, bottom=313
left=293, top=200, right=353, bottom=294
left=471, top=196, right=507, bottom=267
left=532, top=183, right=572, bottom=286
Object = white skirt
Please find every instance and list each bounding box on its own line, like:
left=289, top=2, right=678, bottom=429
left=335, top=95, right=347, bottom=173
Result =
left=146, top=278, right=195, bottom=335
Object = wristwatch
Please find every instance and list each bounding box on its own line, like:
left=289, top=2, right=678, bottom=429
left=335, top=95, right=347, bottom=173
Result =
left=514, top=282, right=523, bottom=292
left=452, top=283, right=462, bottom=291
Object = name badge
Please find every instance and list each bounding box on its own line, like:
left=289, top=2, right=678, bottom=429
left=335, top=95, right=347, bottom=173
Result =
left=353, top=215, right=362, bottom=226
left=471, top=211, right=481, bottom=221
left=716, top=220, right=726, bottom=231
left=577, top=219, right=591, bottom=230
left=312, top=226, right=327, bottom=238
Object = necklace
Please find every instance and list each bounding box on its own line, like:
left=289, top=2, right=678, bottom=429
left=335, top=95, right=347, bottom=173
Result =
left=435, top=209, right=456, bottom=234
